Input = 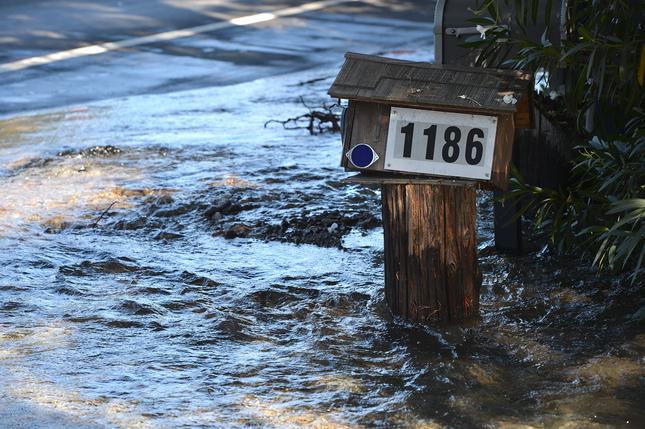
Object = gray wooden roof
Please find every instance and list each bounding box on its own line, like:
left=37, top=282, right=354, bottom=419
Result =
left=328, top=53, right=532, bottom=113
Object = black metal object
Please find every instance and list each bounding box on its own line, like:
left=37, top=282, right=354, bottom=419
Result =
left=434, top=0, right=569, bottom=254
left=493, top=140, right=522, bottom=254
left=434, top=0, right=565, bottom=66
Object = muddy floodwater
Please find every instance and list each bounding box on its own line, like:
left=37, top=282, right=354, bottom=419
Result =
left=1, top=61, right=644, bottom=428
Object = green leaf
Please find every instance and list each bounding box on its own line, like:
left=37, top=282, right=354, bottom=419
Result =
left=467, top=17, right=498, bottom=25
left=607, top=199, right=645, bottom=214
left=560, top=42, right=591, bottom=62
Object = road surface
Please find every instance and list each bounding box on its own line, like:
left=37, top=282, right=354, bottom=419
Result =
left=0, top=0, right=436, bottom=115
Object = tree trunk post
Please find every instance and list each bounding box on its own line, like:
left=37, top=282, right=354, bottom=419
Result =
left=381, top=183, right=481, bottom=323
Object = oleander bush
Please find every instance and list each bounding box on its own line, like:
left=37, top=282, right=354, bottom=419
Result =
left=464, top=0, right=644, bottom=281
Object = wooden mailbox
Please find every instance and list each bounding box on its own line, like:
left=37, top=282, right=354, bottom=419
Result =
left=329, top=52, right=532, bottom=190
left=329, top=53, right=532, bottom=324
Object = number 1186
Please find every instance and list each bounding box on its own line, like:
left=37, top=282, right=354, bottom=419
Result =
left=399, top=122, right=485, bottom=166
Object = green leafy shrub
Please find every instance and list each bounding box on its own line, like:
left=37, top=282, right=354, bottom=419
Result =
left=463, top=0, right=644, bottom=280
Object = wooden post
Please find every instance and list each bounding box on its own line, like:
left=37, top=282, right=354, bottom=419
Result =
left=494, top=139, right=523, bottom=254
left=493, top=190, right=523, bottom=254
left=494, top=105, right=571, bottom=254
left=382, top=183, right=481, bottom=323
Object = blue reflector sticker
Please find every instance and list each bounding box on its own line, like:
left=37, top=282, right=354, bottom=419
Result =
left=346, top=144, right=379, bottom=168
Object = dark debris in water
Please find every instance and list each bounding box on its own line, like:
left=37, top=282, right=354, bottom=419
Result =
left=96, top=176, right=382, bottom=248
left=202, top=192, right=380, bottom=247
left=246, top=209, right=380, bottom=247
left=179, top=270, right=222, bottom=288
left=8, top=156, right=54, bottom=173
left=57, top=145, right=123, bottom=158
left=5, top=145, right=125, bottom=179
left=153, top=231, right=184, bottom=240
left=117, top=299, right=165, bottom=316
left=58, top=257, right=140, bottom=276
left=202, top=196, right=259, bottom=219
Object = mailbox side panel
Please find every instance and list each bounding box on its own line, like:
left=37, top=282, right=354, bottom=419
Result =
left=490, top=113, right=515, bottom=190
left=341, top=101, right=390, bottom=172
left=340, top=101, right=356, bottom=167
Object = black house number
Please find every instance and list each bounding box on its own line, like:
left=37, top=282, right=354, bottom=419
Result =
left=400, top=123, right=485, bottom=166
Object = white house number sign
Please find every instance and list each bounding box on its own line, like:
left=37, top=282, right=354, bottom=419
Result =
left=384, top=107, right=497, bottom=180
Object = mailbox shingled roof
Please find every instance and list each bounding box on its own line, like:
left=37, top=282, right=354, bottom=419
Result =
left=328, top=53, right=531, bottom=113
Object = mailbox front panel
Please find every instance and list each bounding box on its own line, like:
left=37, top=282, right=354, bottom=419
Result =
left=341, top=101, right=513, bottom=185
left=384, top=107, right=497, bottom=181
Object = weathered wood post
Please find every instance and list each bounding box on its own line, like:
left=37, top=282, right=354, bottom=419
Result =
left=329, top=53, right=531, bottom=323
left=382, top=182, right=479, bottom=323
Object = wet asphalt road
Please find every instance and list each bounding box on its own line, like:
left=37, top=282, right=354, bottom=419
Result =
left=0, top=0, right=436, bottom=115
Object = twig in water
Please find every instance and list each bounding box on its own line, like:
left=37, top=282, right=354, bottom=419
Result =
left=91, top=201, right=118, bottom=228
left=264, top=96, right=341, bottom=135
left=289, top=76, right=333, bottom=87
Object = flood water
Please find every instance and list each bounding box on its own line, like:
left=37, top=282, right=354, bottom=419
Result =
left=1, top=62, right=643, bottom=428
